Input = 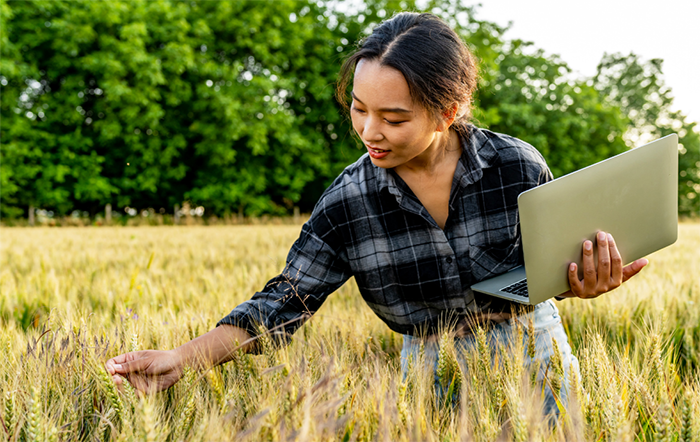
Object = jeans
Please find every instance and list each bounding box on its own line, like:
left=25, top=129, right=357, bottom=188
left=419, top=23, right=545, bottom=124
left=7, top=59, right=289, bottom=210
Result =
left=400, top=300, right=579, bottom=417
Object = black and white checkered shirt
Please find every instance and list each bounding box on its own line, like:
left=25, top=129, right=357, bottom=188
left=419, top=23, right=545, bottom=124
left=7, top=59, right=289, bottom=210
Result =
left=217, top=126, right=552, bottom=341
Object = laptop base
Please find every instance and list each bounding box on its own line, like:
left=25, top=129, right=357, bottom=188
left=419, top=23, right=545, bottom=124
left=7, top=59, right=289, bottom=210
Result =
left=471, top=266, right=533, bottom=305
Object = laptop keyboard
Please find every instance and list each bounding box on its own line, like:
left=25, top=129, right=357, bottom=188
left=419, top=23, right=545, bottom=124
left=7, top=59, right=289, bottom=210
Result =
left=501, top=278, right=529, bottom=298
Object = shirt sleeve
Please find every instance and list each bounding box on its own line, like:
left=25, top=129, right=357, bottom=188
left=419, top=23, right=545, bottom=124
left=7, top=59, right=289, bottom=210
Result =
left=522, top=144, right=553, bottom=189
left=216, top=202, right=351, bottom=351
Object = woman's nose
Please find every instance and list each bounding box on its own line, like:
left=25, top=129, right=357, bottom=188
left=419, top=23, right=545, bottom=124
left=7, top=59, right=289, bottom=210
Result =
left=362, top=115, right=383, bottom=142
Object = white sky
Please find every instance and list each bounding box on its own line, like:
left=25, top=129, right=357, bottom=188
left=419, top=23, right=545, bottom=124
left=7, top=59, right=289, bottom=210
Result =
left=474, top=0, right=700, bottom=127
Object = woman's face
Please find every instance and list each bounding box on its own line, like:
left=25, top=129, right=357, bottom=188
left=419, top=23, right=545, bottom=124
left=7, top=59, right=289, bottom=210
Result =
left=351, top=59, right=445, bottom=170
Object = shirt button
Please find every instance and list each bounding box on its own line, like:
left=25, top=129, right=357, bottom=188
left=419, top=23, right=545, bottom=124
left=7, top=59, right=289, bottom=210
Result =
left=446, top=257, right=453, bottom=264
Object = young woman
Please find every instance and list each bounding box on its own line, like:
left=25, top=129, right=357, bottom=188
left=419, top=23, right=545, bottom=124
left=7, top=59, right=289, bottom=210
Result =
left=106, top=12, right=647, bottom=414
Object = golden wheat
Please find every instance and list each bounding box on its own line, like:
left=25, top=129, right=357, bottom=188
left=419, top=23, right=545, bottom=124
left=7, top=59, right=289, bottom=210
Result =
left=0, top=223, right=699, bottom=441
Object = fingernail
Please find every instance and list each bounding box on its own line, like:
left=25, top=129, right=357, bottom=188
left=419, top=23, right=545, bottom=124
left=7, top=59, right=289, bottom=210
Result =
left=585, top=241, right=592, bottom=251
left=607, top=233, right=614, bottom=243
left=640, top=259, right=649, bottom=266
left=570, top=263, right=576, bottom=271
left=598, top=232, right=606, bottom=242
left=114, top=364, right=122, bottom=370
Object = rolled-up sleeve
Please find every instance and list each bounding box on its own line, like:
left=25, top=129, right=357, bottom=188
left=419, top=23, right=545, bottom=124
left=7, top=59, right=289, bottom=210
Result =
left=216, top=209, right=351, bottom=349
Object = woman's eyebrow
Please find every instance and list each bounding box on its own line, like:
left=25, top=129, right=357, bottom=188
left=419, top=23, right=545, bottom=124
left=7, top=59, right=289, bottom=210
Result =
left=351, top=91, right=413, bottom=114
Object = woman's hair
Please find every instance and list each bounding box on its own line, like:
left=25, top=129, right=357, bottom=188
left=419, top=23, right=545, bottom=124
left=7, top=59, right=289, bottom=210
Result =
left=336, top=12, right=478, bottom=135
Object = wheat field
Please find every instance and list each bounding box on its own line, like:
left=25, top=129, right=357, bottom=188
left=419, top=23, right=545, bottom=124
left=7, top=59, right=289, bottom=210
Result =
left=1, top=223, right=699, bottom=441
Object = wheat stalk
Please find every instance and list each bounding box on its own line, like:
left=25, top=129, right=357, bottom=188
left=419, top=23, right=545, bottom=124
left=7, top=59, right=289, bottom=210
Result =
left=25, top=385, right=42, bottom=442
left=3, top=390, right=16, bottom=437
left=140, top=399, right=157, bottom=442
left=95, top=365, right=124, bottom=423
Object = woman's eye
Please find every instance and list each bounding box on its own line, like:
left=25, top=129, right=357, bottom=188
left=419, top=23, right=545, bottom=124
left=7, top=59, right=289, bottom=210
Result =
left=351, top=106, right=365, bottom=114
left=385, top=119, right=404, bottom=125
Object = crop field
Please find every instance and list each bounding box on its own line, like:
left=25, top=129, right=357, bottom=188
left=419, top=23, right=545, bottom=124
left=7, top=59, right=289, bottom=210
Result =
left=1, top=224, right=699, bottom=441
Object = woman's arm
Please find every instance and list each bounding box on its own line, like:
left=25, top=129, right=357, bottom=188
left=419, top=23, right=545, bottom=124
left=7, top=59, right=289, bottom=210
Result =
left=106, top=199, right=351, bottom=393
left=106, top=324, right=253, bottom=393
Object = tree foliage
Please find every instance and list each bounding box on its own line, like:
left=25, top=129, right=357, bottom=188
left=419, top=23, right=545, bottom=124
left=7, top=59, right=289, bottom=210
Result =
left=1, top=0, right=698, bottom=219
left=594, top=53, right=700, bottom=216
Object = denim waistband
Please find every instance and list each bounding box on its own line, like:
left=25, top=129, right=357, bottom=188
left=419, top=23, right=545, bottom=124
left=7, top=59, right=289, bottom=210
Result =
left=407, top=299, right=553, bottom=341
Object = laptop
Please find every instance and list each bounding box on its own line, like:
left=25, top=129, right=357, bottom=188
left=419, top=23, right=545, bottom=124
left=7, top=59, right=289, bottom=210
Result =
left=470, top=134, right=678, bottom=305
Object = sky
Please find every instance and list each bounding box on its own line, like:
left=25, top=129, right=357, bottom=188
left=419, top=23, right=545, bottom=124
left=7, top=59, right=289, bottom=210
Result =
left=473, top=0, right=700, bottom=127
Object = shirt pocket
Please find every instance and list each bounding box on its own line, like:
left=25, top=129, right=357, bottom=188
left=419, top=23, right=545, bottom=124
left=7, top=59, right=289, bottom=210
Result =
left=469, top=238, right=522, bottom=283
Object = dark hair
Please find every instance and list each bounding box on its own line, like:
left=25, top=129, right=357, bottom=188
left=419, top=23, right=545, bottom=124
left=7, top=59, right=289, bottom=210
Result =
left=336, top=12, right=478, bottom=135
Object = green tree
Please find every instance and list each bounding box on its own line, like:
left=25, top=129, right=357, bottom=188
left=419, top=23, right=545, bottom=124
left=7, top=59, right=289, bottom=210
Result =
left=0, top=0, right=398, bottom=217
left=2, top=0, right=696, bottom=219
left=1, top=0, right=33, bottom=220
left=1, top=1, right=122, bottom=217
left=594, top=52, right=700, bottom=217
left=365, top=1, right=630, bottom=179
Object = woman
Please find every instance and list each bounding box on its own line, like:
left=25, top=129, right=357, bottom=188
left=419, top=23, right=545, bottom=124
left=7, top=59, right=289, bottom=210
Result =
left=106, top=12, right=647, bottom=413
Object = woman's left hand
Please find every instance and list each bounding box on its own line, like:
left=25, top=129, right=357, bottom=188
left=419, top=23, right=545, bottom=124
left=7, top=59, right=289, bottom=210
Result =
left=559, top=231, right=648, bottom=299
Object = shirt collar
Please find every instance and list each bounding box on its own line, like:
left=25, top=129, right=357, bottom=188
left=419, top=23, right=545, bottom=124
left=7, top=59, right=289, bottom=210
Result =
left=374, top=125, right=501, bottom=197
left=458, top=125, right=500, bottom=187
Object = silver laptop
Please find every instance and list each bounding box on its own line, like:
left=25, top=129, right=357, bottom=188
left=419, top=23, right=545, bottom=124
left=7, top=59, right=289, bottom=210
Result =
left=471, top=134, right=678, bottom=305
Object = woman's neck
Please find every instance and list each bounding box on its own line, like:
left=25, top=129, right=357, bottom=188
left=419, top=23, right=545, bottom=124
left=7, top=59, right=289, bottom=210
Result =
left=395, top=129, right=461, bottom=177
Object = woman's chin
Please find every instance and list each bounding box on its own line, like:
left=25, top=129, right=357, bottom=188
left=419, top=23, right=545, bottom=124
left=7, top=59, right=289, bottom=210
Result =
left=369, top=156, right=396, bottom=169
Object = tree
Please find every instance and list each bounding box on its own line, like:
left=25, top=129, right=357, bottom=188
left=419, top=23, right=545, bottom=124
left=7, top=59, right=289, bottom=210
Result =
left=2, top=0, right=119, bottom=217
left=594, top=53, right=700, bottom=217
left=0, top=0, right=33, bottom=219
left=2, top=0, right=696, bottom=219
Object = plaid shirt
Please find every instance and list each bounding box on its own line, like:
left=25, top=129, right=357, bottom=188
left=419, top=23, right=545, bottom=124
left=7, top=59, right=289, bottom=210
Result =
left=217, top=126, right=552, bottom=341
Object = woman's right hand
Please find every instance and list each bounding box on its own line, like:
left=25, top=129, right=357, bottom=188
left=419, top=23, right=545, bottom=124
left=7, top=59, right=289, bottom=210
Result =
left=105, top=324, right=254, bottom=394
left=105, top=349, right=184, bottom=393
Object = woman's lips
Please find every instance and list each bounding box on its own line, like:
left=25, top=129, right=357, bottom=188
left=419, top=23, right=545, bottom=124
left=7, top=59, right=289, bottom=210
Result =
left=367, top=145, right=390, bottom=159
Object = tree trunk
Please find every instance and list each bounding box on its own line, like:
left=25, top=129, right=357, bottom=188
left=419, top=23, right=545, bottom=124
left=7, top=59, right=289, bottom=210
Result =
left=28, top=205, right=35, bottom=226
left=105, top=203, right=112, bottom=224
left=182, top=201, right=192, bottom=225
left=174, top=204, right=180, bottom=225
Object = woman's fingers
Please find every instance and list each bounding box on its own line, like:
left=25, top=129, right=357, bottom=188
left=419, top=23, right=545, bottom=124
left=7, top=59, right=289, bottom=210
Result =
left=568, top=262, right=583, bottom=296
left=571, top=232, right=617, bottom=298
left=106, top=351, right=154, bottom=393
left=595, top=231, right=611, bottom=291
left=119, top=357, right=153, bottom=376
left=125, top=373, right=150, bottom=393
left=567, top=232, right=648, bottom=300
left=106, top=350, right=183, bottom=394
left=581, top=239, right=597, bottom=296
left=622, top=258, right=648, bottom=282
left=608, top=233, right=623, bottom=283
left=600, top=232, right=646, bottom=286
left=106, top=351, right=148, bottom=375
left=105, top=355, right=127, bottom=375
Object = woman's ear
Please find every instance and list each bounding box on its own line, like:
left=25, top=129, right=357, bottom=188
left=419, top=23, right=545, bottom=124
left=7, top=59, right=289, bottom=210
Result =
left=436, top=104, right=459, bottom=132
